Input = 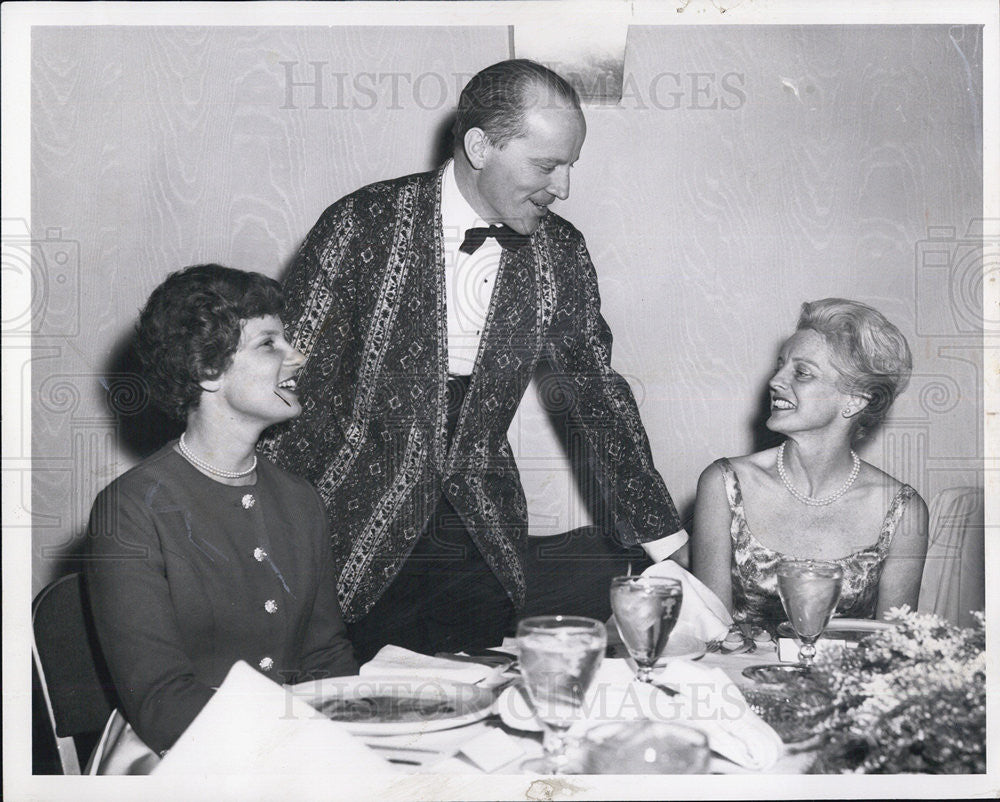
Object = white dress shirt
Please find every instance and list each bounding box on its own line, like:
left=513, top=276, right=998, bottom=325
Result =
left=441, top=159, right=503, bottom=376
left=439, top=160, right=688, bottom=562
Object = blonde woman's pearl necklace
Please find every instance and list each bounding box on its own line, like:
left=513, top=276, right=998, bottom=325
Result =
left=776, top=441, right=859, bottom=507
left=178, top=432, right=257, bottom=479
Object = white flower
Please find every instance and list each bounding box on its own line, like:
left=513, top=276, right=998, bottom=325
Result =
left=818, top=611, right=985, bottom=757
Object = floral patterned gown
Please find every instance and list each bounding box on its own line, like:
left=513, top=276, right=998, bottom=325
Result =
left=714, top=458, right=916, bottom=626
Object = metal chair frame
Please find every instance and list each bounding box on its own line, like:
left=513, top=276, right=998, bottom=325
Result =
left=31, top=573, right=116, bottom=774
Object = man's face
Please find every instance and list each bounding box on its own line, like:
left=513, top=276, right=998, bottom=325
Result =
left=471, top=99, right=586, bottom=235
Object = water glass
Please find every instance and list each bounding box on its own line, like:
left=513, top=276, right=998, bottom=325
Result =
left=517, top=615, right=606, bottom=774
left=776, top=559, right=843, bottom=665
left=610, top=576, right=683, bottom=682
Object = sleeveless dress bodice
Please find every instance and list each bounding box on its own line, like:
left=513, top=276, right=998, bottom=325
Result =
left=714, top=457, right=915, bottom=626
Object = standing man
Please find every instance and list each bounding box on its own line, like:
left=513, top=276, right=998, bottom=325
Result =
left=263, top=60, right=687, bottom=662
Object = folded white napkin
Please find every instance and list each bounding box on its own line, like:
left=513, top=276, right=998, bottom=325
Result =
left=497, top=658, right=782, bottom=771
left=639, top=559, right=733, bottom=643
left=657, top=659, right=783, bottom=771
left=360, top=644, right=496, bottom=685
left=154, top=661, right=393, bottom=775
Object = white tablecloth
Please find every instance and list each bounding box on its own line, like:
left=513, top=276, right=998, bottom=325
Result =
left=300, top=643, right=813, bottom=775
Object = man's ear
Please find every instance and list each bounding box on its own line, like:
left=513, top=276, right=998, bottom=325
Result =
left=463, top=127, right=490, bottom=170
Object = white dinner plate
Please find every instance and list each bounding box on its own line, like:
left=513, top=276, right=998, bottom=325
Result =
left=826, top=618, right=892, bottom=633
left=301, top=675, right=495, bottom=736
left=776, top=618, right=891, bottom=641
left=496, top=670, right=664, bottom=734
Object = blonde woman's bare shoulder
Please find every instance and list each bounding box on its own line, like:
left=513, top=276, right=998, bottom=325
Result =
left=856, top=459, right=907, bottom=493
left=729, top=447, right=779, bottom=477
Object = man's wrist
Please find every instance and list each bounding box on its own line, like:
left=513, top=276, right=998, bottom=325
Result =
left=640, top=529, right=689, bottom=563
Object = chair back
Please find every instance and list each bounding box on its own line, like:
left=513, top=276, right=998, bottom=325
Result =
left=32, top=572, right=118, bottom=774
left=918, top=487, right=985, bottom=628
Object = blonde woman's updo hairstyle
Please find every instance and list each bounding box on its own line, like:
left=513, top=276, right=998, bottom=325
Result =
left=797, top=298, right=913, bottom=440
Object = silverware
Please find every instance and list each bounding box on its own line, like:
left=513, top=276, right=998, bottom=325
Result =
left=477, top=674, right=520, bottom=693
left=433, top=650, right=515, bottom=668
left=737, top=621, right=758, bottom=654
left=717, top=622, right=757, bottom=654
left=366, top=743, right=442, bottom=755
left=366, top=742, right=455, bottom=767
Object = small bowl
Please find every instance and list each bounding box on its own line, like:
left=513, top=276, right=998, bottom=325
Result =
left=740, top=683, right=833, bottom=744
left=741, top=664, right=811, bottom=684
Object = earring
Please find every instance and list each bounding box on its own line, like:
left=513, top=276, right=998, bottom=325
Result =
left=842, top=407, right=852, bottom=416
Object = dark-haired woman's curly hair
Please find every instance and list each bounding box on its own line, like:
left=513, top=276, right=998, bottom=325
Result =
left=135, top=264, right=284, bottom=420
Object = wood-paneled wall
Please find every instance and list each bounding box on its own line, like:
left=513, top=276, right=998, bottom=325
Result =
left=30, top=25, right=983, bottom=595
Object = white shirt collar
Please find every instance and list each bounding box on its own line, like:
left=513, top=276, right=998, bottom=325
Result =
left=441, top=160, right=487, bottom=249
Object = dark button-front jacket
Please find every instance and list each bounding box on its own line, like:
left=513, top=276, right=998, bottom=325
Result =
left=261, top=164, right=682, bottom=622
left=85, top=445, right=358, bottom=754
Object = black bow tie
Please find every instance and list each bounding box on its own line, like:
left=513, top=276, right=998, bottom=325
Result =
left=459, top=224, right=530, bottom=255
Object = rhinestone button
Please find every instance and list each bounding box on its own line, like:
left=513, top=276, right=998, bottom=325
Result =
left=259, top=656, right=274, bottom=672
left=253, top=547, right=267, bottom=562
left=264, top=599, right=278, bottom=614
left=241, top=494, right=255, bottom=509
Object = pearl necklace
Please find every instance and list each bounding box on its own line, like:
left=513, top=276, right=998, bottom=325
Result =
left=178, top=432, right=257, bottom=479
left=776, top=441, right=859, bottom=507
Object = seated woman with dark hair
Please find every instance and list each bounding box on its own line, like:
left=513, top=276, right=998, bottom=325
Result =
left=691, top=298, right=929, bottom=628
left=85, top=264, right=357, bottom=767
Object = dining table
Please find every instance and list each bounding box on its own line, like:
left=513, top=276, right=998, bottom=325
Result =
left=286, top=637, right=817, bottom=777
left=148, top=614, right=989, bottom=802
left=142, top=554, right=986, bottom=801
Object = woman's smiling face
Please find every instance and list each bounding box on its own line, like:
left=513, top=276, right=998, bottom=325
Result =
left=213, top=315, right=305, bottom=427
left=766, top=328, right=855, bottom=436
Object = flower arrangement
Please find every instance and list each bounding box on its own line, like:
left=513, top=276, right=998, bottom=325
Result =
left=806, top=607, right=986, bottom=774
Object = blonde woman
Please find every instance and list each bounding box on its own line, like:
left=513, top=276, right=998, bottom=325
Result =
left=692, top=299, right=928, bottom=627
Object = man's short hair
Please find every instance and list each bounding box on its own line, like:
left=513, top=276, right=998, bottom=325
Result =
left=452, top=59, right=581, bottom=149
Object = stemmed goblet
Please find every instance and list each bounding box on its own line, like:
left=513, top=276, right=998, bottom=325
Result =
left=776, top=559, right=843, bottom=666
left=516, top=615, right=606, bottom=774
left=609, top=576, right=683, bottom=683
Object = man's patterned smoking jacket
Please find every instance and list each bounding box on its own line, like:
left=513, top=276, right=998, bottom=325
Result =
left=262, top=165, right=681, bottom=622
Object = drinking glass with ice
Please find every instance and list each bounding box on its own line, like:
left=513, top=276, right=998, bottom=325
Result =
left=610, top=576, right=683, bottom=683
left=776, top=559, right=843, bottom=665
